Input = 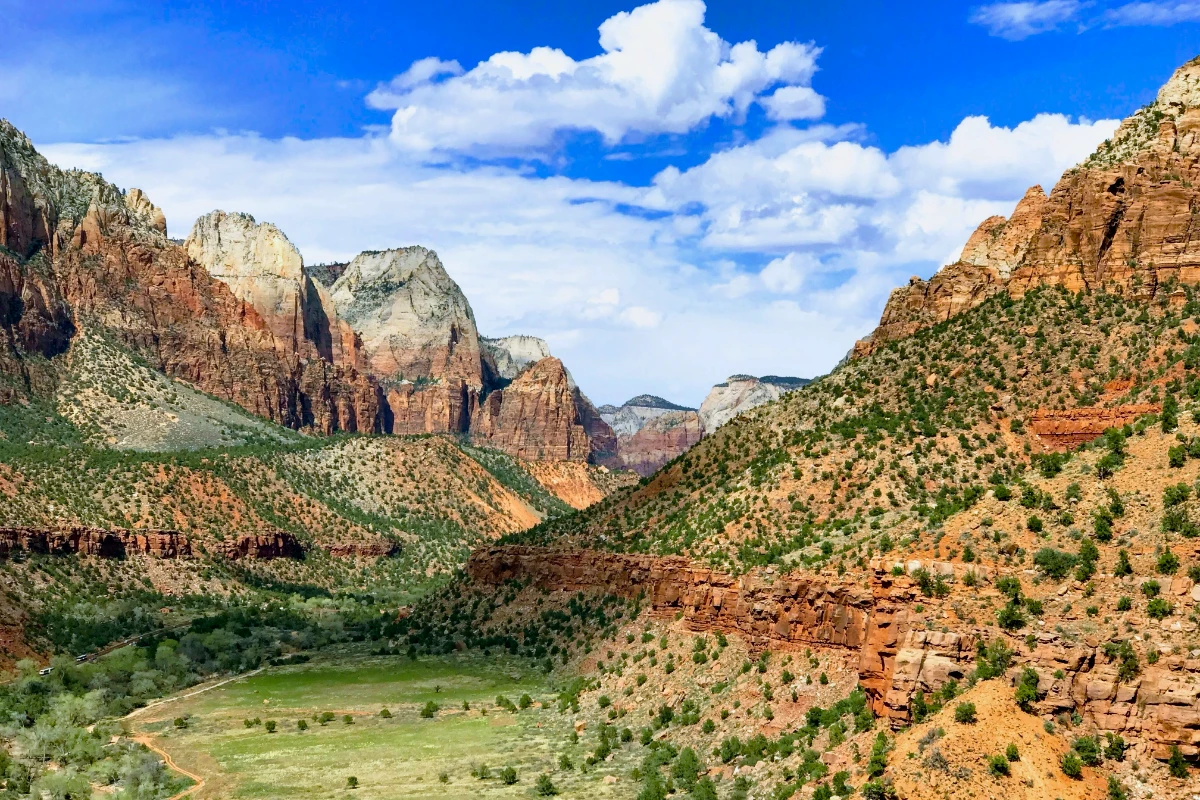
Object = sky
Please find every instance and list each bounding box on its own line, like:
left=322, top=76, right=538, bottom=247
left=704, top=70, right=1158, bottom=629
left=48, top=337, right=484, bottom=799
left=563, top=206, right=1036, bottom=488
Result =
left=6, top=1, right=1200, bottom=406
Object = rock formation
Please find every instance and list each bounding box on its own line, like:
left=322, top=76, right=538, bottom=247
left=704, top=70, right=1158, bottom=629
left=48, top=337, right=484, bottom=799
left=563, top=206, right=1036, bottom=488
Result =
left=0, top=526, right=192, bottom=558
left=215, top=531, right=304, bottom=560
left=0, top=118, right=620, bottom=463
left=856, top=56, right=1200, bottom=356
left=471, top=358, right=593, bottom=461
left=698, top=375, right=809, bottom=432
left=330, top=247, right=482, bottom=385
left=481, top=335, right=552, bottom=383
left=1029, top=404, right=1160, bottom=449
left=468, top=544, right=1200, bottom=760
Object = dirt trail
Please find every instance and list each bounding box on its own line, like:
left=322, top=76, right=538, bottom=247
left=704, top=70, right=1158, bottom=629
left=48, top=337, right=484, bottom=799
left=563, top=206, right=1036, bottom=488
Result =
left=132, top=734, right=204, bottom=800
left=125, top=668, right=262, bottom=720
left=124, top=668, right=262, bottom=799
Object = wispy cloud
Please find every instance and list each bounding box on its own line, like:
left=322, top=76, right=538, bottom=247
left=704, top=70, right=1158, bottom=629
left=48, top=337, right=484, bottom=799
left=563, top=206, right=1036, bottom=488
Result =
left=969, top=1, right=1086, bottom=40
left=972, top=0, right=1200, bottom=36
left=1103, top=1, right=1200, bottom=25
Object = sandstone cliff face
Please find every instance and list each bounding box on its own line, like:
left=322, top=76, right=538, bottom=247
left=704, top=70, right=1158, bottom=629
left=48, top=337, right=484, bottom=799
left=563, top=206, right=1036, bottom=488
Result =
left=856, top=57, right=1200, bottom=356
left=481, top=335, right=551, bottom=383
left=0, top=526, right=191, bottom=558
left=698, top=375, right=809, bottom=432
left=471, top=357, right=592, bottom=461
left=330, top=247, right=482, bottom=386
left=1029, top=404, right=1161, bottom=450
left=215, top=531, right=304, bottom=560
left=468, top=545, right=1200, bottom=760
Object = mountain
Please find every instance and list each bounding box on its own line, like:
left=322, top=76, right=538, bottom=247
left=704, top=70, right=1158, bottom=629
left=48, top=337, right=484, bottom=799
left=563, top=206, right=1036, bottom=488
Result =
left=596, top=377, right=811, bottom=476
left=463, top=56, right=1200, bottom=789
left=697, top=373, right=810, bottom=431
left=0, top=123, right=618, bottom=465
left=854, top=55, right=1200, bottom=358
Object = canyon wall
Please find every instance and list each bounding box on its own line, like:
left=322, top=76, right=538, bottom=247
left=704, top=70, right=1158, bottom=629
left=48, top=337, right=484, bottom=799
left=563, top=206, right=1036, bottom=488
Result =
left=467, top=545, right=1200, bottom=760
left=855, top=58, right=1200, bottom=358
left=0, top=527, right=192, bottom=558
left=1029, top=404, right=1161, bottom=449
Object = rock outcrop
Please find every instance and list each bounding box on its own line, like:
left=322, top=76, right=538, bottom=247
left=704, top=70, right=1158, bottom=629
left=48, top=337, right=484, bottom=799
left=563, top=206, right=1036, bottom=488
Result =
left=1029, top=404, right=1161, bottom=449
left=856, top=56, right=1200, bottom=356
left=0, top=526, right=191, bottom=558
left=330, top=247, right=482, bottom=385
left=468, top=544, right=1200, bottom=761
left=698, top=375, right=809, bottom=432
left=481, top=335, right=552, bottom=383
left=471, top=358, right=592, bottom=461
left=215, top=531, right=305, bottom=560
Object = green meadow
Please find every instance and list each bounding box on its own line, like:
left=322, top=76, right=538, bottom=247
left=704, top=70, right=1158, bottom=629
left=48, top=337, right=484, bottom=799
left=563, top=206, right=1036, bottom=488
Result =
left=129, top=649, right=634, bottom=799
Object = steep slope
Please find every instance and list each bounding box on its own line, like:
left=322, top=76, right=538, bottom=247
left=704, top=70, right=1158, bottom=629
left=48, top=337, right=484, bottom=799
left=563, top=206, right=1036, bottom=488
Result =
left=0, top=119, right=384, bottom=435
left=855, top=55, right=1200, bottom=357
left=460, top=56, right=1200, bottom=783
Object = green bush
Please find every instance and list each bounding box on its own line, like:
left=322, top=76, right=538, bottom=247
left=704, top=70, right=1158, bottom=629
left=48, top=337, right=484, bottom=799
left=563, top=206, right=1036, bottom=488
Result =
left=953, top=702, right=976, bottom=724
left=988, top=754, right=1009, bottom=777
left=1060, top=751, right=1083, bottom=779
left=1005, top=743, right=1019, bottom=762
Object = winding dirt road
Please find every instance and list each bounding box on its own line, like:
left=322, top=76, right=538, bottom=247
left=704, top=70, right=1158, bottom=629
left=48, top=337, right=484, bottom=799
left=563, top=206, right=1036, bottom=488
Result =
left=132, top=734, right=205, bottom=800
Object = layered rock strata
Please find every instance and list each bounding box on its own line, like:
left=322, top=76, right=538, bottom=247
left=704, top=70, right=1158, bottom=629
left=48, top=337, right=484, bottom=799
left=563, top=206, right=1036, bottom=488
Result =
left=0, top=527, right=191, bottom=558
left=1029, top=404, right=1161, bottom=449
left=698, top=375, right=809, bottom=432
left=855, top=57, right=1200, bottom=357
left=468, top=545, right=1200, bottom=760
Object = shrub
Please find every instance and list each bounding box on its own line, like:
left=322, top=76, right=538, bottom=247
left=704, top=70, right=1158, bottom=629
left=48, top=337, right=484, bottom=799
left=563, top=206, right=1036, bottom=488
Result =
left=346, top=776, right=359, bottom=789
left=1026, top=515, right=1043, bottom=533
left=953, top=702, right=976, bottom=724
left=996, top=601, right=1026, bottom=630
left=860, top=780, right=898, bottom=800
left=1168, top=746, right=1190, bottom=778
left=1169, top=445, right=1186, bottom=468
left=1107, top=776, right=1129, bottom=800
left=1005, top=743, right=1019, bottom=762
left=1147, top=598, right=1172, bottom=619
left=988, top=754, right=1010, bottom=777
left=297, top=719, right=307, bottom=731
left=1033, top=548, right=1076, bottom=579
left=379, top=708, right=392, bottom=718
left=1117, top=596, right=1132, bottom=611
left=1114, top=550, right=1133, bottom=577
left=535, top=774, right=559, bottom=796
left=1104, top=733, right=1125, bottom=762
left=420, top=701, right=439, bottom=718
left=264, top=720, right=276, bottom=733
left=519, top=694, right=533, bottom=709
left=500, top=766, right=518, bottom=785
left=1072, top=735, right=1102, bottom=767
left=1060, top=751, right=1083, bottom=779
left=1015, top=668, right=1040, bottom=712
left=1158, top=548, right=1180, bottom=575
left=1143, top=579, right=1162, bottom=597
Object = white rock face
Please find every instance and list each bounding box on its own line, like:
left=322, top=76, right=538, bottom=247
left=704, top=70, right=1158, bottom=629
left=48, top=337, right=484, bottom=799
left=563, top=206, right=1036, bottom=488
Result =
left=185, top=210, right=308, bottom=345
left=125, top=188, right=167, bottom=234
left=481, top=335, right=551, bottom=381
left=698, top=375, right=809, bottom=431
left=599, top=395, right=695, bottom=437
left=330, top=247, right=482, bottom=385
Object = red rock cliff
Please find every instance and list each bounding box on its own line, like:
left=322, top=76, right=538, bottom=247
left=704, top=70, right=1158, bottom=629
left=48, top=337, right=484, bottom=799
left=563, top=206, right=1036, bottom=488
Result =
left=855, top=58, right=1200, bottom=357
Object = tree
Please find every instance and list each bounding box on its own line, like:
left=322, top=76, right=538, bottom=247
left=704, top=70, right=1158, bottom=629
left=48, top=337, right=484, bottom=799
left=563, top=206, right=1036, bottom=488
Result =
left=297, top=719, right=308, bottom=731
left=380, top=708, right=392, bottom=718
left=1158, top=548, right=1180, bottom=575
left=346, top=776, right=359, bottom=789
left=691, top=777, right=718, bottom=800
left=671, top=747, right=702, bottom=791
left=421, top=701, right=439, bottom=718
left=535, top=774, right=560, bottom=796
left=1168, top=746, right=1190, bottom=778
left=1114, top=550, right=1133, bottom=577
left=1033, top=548, right=1076, bottom=579
left=264, top=719, right=276, bottom=733
left=1060, top=751, right=1083, bottom=779
left=954, top=702, right=977, bottom=724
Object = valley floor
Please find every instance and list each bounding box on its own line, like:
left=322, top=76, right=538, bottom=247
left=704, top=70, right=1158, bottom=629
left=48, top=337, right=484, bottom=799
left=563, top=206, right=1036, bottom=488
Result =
left=126, top=648, right=634, bottom=799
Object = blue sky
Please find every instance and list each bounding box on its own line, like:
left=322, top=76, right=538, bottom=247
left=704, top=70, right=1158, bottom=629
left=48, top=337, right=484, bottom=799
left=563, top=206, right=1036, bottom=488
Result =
left=7, top=0, right=1200, bottom=405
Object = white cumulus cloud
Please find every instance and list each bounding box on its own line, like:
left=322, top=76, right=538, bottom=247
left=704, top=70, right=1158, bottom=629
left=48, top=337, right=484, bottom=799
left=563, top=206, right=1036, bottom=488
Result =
left=365, top=0, right=823, bottom=155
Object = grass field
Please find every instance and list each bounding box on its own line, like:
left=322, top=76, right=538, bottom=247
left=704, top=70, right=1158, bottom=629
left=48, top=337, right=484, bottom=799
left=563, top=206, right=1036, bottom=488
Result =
left=128, top=648, right=636, bottom=799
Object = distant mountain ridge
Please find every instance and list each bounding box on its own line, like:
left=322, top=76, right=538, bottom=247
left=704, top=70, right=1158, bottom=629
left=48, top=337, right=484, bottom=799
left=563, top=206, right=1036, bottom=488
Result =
left=598, top=375, right=809, bottom=475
